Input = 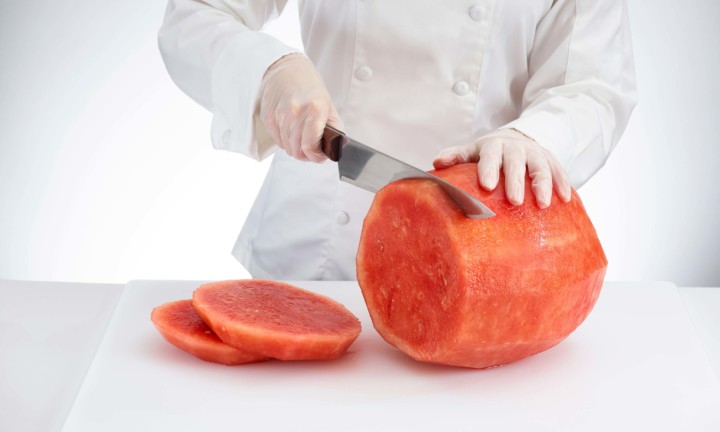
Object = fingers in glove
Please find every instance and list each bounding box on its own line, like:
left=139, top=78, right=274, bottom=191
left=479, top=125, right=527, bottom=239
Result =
left=326, top=104, right=344, bottom=132
left=279, top=108, right=308, bottom=161
left=299, top=107, right=328, bottom=163
left=432, top=151, right=458, bottom=169
left=503, top=145, right=527, bottom=206
left=432, top=143, right=478, bottom=169
left=477, top=139, right=503, bottom=191
left=526, top=150, right=553, bottom=209
left=549, top=158, right=572, bottom=203
left=261, top=107, right=282, bottom=153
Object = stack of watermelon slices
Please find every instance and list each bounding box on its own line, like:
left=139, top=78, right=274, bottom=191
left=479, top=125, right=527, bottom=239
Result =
left=151, top=280, right=362, bottom=365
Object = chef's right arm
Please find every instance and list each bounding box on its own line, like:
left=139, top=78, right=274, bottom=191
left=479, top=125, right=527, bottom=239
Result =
left=159, top=0, right=339, bottom=161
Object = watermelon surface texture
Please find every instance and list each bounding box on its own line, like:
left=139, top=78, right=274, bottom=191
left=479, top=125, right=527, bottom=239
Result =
left=151, top=300, right=267, bottom=366
left=192, top=280, right=362, bottom=361
left=356, top=163, right=607, bottom=369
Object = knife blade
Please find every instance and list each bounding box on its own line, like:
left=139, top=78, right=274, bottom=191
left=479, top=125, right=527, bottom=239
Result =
left=320, top=126, right=495, bottom=219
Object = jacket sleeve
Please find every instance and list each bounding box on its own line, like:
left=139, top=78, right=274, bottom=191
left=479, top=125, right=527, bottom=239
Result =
left=158, top=0, right=300, bottom=160
left=499, top=0, right=637, bottom=188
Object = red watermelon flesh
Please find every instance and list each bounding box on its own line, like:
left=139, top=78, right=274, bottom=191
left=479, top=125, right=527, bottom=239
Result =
left=192, top=280, right=361, bottom=361
left=151, top=300, right=268, bottom=366
left=356, top=163, right=607, bottom=369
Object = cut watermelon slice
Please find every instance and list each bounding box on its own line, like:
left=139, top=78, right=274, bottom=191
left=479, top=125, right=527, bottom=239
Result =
left=192, top=280, right=362, bottom=361
left=151, top=299, right=268, bottom=366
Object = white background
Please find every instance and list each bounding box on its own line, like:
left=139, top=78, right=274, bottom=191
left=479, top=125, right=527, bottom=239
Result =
left=0, top=0, right=718, bottom=286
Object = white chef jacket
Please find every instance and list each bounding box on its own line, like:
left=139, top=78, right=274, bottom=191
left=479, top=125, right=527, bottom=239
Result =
left=159, top=0, right=637, bottom=280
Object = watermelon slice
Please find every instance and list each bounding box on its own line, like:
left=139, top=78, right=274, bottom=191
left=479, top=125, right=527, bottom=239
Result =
left=192, top=280, right=361, bottom=361
left=356, top=163, right=607, bottom=369
left=151, top=300, right=267, bottom=366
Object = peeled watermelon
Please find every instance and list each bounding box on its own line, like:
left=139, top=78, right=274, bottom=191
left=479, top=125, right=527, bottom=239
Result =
left=356, top=163, right=607, bottom=369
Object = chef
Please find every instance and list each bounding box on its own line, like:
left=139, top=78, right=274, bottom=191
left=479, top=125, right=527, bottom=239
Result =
left=158, top=0, right=636, bottom=280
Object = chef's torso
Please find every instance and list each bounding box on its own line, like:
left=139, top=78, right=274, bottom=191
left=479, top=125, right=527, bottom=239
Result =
left=234, top=0, right=554, bottom=280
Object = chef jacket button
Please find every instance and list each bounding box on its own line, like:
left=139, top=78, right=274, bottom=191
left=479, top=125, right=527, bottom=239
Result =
left=221, top=129, right=231, bottom=145
left=335, top=211, right=350, bottom=225
left=468, top=5, right=486, bottom=21
left=354, top=66, right=373, bottom=82
left=452, top=80, right=470, bottom=96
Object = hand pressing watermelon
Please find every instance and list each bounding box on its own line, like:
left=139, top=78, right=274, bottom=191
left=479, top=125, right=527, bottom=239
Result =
left=356, top=163, right=606, bottom=369
left=151, top=300, right=268, bottom=366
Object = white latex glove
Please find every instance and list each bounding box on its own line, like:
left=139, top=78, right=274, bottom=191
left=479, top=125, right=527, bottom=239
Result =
left=433, top=129, right=572, bottom=209
left=259, top=53, right=343, bottom=162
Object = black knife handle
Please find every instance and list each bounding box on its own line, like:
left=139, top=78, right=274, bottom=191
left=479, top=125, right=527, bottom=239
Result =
left=321, top=125, right=346, bottom=162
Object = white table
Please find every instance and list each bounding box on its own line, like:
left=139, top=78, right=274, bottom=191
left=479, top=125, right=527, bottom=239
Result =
left=0, top=280, right=123, bottom=432
left=1, top=280, right=719, bottom=432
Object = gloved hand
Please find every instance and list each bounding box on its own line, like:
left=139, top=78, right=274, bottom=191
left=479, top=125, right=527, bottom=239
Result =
left=433, top=129, right=572, bottom=209
left=259, top=53, right=343, bottom=162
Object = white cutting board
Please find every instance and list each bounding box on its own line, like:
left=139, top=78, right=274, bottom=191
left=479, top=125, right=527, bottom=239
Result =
left=62, top=280, right=720, bottom=431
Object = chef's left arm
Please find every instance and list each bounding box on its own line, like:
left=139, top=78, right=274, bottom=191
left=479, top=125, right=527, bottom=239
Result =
left=433, top=0, right=637, bottom=208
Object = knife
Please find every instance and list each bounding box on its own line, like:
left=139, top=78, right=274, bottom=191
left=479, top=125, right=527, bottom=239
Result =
left=320, top=126, right=495, bottom=219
